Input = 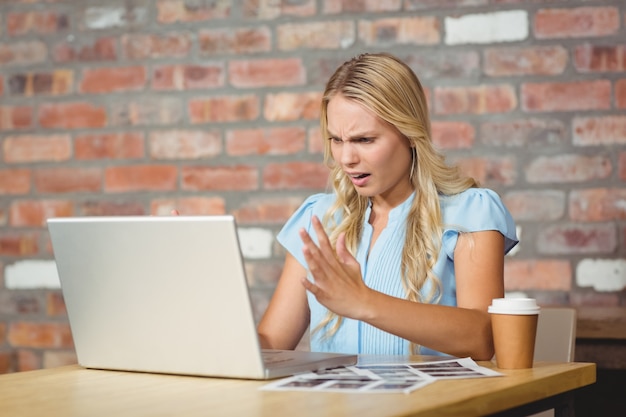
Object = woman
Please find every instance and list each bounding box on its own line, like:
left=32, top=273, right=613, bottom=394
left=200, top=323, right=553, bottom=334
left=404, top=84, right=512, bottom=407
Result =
left=257, top=53, right=518, bottom=360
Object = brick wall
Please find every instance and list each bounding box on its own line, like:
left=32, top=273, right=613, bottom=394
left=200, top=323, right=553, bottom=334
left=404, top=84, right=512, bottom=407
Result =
left=0, top=0, right=624, bottom=373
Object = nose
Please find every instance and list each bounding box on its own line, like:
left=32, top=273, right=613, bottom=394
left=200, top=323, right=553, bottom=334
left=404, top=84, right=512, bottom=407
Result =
left=339, top=141, right=358, bottom=166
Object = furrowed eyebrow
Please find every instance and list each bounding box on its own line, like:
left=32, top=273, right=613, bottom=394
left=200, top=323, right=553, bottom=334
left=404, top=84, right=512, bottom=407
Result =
left=327, top=130, right=376, bottom=141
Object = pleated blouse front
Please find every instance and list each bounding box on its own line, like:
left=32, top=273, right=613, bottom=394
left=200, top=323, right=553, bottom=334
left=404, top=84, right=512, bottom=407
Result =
left=276, top=188, right=518, bottom=356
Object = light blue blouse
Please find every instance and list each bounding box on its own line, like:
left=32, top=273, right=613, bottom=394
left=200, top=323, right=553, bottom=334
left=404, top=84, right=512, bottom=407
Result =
left=276, top=188, right=518, bottom=356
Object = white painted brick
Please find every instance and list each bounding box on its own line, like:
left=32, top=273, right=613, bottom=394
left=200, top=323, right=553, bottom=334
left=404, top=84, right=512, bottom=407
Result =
left=237, top=227, right=273, bottom=259
left=576, top=259, right=626, bottom=292
left=5, top=260, right=60, bottom=289
left=84, top=7, right=147, bottom=29
left=445, top=10, right=528, bottom=45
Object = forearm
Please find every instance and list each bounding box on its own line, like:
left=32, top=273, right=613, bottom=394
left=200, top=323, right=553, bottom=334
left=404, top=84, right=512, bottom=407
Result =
left=358, top=290, right=495, bottom=360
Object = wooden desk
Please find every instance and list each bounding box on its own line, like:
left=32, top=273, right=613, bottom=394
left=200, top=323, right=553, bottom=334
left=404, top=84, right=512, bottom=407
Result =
left=0, top=359, right=595, bottom=417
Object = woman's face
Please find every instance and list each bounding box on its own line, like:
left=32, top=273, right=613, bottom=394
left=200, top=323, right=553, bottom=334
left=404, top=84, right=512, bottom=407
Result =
left=326, top=94, right=413, bottom=207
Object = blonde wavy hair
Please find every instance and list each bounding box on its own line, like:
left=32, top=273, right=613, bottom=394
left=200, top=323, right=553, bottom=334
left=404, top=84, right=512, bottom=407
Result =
left=315, top=53, right=479, bottom=352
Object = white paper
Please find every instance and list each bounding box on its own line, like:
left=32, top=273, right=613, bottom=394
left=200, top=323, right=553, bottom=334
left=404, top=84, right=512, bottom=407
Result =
left=261, top=357, right=502, bottom=394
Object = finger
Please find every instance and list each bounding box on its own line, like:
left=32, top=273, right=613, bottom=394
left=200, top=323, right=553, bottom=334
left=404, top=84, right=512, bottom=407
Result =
left=171, top=209, right=180, bottom=216
left=300, top=276, right=321, bottom=297
left=310, top=216, right=342, bottom=267
left=335, top=232, right=353, bottom=264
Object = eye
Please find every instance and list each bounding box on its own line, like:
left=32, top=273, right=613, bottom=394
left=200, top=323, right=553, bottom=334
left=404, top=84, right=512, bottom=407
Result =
left=329, top=137, right=343, bottom=144
left=356, top=137, right=373, bottom=144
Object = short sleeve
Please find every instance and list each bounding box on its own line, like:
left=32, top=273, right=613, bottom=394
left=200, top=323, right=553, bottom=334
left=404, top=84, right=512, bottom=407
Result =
left=441, top=188, right=518, bottom=259
left=276, top=193, right=336, bottom=267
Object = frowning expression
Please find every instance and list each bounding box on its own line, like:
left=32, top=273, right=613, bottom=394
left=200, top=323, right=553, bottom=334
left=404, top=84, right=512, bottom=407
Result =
left=327, top=94, right=413, bottom=206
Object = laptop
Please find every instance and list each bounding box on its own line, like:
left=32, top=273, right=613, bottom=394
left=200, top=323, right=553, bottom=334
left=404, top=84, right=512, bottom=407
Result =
left=47, top=215, right=357, bottom=380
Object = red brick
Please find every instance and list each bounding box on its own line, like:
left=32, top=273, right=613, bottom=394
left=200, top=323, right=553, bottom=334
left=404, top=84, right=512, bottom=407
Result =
left=233, top=197, right=306, bottom=224
left=104, top=165, right=178, bottom=193
left=226, top=127, right=306, bottom=156
left=431, top=121, right=474, bottom=149
left=112, top=98, right=184, bottom=126
left=0, top=232, right=39, bottom=256
left=229, top=58, right=305, bottom=88
left=39, top=102, right=107, bottom=129
left=0, top=350, right=12, bottom=374
left=404, top=0, right=482, bottom=10
left=359, top=17, right=440, bottom=46
left=0, top=169, right=31, bottom=195
left=199, top=28, right=271, bottom=55
left=263, top=162, right=328, bottom=190
left=573, top=116, right=626, bottom=146
left=189, top=95, right=259, bottom=123
left=53, top=37, right=117, bottom=63
left=16, top=349, right=40, bottom=372
left=616, top=79, right=626, bottom=109
left=503, top=190, right=565, bottom=221
left=244, top=0, right=315, bottom=18
left=74, top=132, right=145, bottom=160
left=453, top=156, right=516, bottom=185
left=8, top=70, right=73, bottom=96
left=404, top=51, right=479, bottom=79
left=80, top=201, right=146, bottom=216
left=484, top=46, right=568, bottom=76
left=525, top=155, right=611, bottom=183
left=308, top=127, right=323, bottom=154
left=264, top=92, right=322, bottom=121
left=10, top=199, right=74, bottom=227
left=149, top=130, right=222, bottom=160
left=150, top=197, right=226, bottom=216
left=3, top=134, right=71, bottom=163
left=0, top=106, right=34, bottom=130
left=620, top=152, right=626, bottom=181
left=575, top=43, right=626, bottom=73
left=122, top=33, right=192, bottom=59
left=434, top=84, right=517, bottom=115
left=570, top=188, right=626, bottom=221
left=46, top=292, right=67, bottom=317
left=8, top=322, right=73, bottom=349
left=0, top=41, right=47, bottom=66
left=181, top=166, right=259, bottom=191
left=0, top=292, right=41, bottom=315
left=570, top=290, right=621, bottom=307
left=34, top=167, right=102, bottom=194
left=152, top=64, right=224, bottom=90
left=245, top=262, right=283, bottom=287
left=521, top=80, right=611, bottom=112
left=80, top=66, right=146, bottom=94
left=534, top=7, right=620, bottom=39
left=504, top=260, right=572, bottom=291
left=323, top=0, right=401, bottom=13
left=277, top=21, right=355, bottom=50
left=6, top=11, right=69, bottom=35
left=537, top=223, right=617, bottom=255
left=480, top=119, right=566, bottom=147
left=156, top=0, right=231, bottom=23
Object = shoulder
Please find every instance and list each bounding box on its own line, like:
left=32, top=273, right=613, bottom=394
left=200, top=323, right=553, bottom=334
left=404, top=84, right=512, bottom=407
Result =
left=277, top=192, right=336, bottom=266
left=440, top=188, right=518, bottom=252
left=441, top=188, right=507, bottom=219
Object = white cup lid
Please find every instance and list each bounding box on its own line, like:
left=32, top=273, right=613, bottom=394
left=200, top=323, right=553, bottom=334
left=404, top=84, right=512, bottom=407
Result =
left=488, top=298, right=541, bottom=315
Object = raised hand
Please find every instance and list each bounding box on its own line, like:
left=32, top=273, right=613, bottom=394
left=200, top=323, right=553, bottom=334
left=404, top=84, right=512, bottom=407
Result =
left=299, top=215, right=372, bottom=320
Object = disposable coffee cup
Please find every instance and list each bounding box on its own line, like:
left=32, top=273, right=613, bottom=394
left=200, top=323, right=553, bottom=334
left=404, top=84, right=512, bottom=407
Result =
left=488, top=298, right=541, bottom=369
